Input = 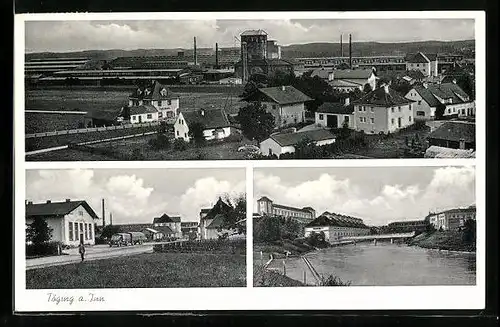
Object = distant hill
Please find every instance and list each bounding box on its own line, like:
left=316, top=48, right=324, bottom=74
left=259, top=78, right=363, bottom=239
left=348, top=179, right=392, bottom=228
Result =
left=25, top=40, right=475, bottom=61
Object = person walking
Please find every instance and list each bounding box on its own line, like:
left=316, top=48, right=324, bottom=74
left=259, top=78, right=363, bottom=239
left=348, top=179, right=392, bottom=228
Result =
left=78, top=240, right=86, bottom=262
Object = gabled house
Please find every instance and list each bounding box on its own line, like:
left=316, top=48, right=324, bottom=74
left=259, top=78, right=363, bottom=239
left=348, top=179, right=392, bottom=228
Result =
left=153, top=213, right=182, bottom=238
left=352, top=84, right=415, bottom=134
left=427, top=121, right=475, bottom=150
left=315, top=98, right=355, bottom=128
left=328, top=69, right=378, bottom=93
left=310, top=67, right=334, bottom=81
left=259, top=128, right=336, bottom=157
left=405, top=52, right=438, bottom=77
left=404, top=81, right=475, bottom=120
left=173, top=108, right=233, bottom=142
left=26, top=199, right=99, bottom=247
left=199, top=197, right=234, bottom=240
left=304, top=212, right=370, bottom=242
left=124, top=80, right=180, bottom=124
left=242, top=85, right=312, bottom=128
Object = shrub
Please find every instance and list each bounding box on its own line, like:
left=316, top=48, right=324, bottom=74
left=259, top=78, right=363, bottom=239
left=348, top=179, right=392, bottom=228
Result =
left=148, top=133, right=171, bottom=150
left=172, top=138, right=188, bottom=151
left=26, top=241, right=63, bottom=257
left=319, top=274, right=352, bottom=286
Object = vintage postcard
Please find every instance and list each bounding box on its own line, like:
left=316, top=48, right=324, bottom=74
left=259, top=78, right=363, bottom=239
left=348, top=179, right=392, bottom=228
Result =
left=14, top=11, right=485, bottom=312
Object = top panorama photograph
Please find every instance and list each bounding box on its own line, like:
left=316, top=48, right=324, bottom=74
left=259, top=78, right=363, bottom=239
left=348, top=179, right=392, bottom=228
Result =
left=24, top=18, right=477, bottom=161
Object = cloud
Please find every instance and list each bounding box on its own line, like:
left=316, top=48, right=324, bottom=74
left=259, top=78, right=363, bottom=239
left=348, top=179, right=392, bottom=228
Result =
left=178, top=177, right=246, bottom=221
left=254, top=166, right=475, bottom=226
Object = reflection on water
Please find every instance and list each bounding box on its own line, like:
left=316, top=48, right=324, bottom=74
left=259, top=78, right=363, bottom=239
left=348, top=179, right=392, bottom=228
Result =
left=278, top=243, right=476, bottom=286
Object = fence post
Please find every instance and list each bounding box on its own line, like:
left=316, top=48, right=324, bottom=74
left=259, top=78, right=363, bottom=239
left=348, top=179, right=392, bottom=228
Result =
left=283, top=260, right=286, bottom=276
left=303, top=270, right=306, bottom=284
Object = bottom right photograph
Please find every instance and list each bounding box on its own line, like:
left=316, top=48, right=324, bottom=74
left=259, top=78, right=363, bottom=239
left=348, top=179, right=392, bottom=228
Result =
left=253, top=165, right=476, bottom=287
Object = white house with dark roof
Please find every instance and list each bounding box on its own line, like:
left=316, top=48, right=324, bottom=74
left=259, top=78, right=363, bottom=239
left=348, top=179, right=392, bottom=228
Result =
left=352, top=84, right=415, bottom=134
left=315, top=98, right=355, bottom=128
left=199, top=197, right=234, bottom=240
left=404, top=81, right=475, bottom=119
left=328, top=69, right=378, bottom=93
left=304, top=213, right=370, bottom=242
left=243, top=85, right=312, bottom=128
left=256, top=196, right=315, bottom=224
left=259, top=128, right=336, bottom=157
left=173, top=108, right=233, bottom=142
left=124, top=80, right=180, bottom=124
left=405, top=52, right=438, bottom=77
left=153, top=213, right=182, bottom=239
left=25, top=199, right=99, bottom=247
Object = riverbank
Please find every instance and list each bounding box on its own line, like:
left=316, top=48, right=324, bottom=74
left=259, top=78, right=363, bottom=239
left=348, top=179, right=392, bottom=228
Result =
left=253, top=238, right=328, bottom=260
left=253, top=265, right=305, bottom=287
left=408, top=230, right=476, bottom=252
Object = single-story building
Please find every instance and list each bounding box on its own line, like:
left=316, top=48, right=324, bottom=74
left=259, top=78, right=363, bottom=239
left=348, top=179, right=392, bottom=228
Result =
left=315, top=98, right=355, bottom=128
left=328, top=69, right=378, bottom=93
left=26, top=199, right=100, bottom=247
left=427, top=121, right=475, bottom=150
left=259, top=128, right=336, bottom=157
left=173, top=108, right=233, bottom=142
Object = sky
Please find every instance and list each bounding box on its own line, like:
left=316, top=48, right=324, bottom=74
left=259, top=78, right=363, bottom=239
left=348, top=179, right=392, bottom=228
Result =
left=25, top=19, right=475, bottom=53
left=26, top=168, right=246, bottom=224
left=254, top=166, right=476, bottom=226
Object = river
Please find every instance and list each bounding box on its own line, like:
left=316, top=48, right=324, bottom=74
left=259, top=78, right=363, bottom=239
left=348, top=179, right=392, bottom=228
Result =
left=268, top=243, right=476, bottom=286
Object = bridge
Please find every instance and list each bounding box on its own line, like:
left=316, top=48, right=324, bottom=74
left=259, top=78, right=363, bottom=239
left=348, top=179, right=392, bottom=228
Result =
left=342, top=231, right=416, bottom=243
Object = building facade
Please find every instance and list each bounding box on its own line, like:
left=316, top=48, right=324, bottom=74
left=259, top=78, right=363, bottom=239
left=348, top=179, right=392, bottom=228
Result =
left=353, top=84, right=415, bottom=134
left=259, top=129, right=336, bottom=157
left=387, top=220, right=429, bottom=233
left=173, top=109, right=233, bottom=142
left=304, top=212, right=370, bottom=242
left=256, top=196, right=316, bottom=223
left=26, top=199, right=99, bottom=247
left=153, top=214, right=182, bottom=238
left=428, top=206, right=476, bottom=231
left=315, top=98, right=355, bottom=128
left=199, top=197, right=234, bottom=240
left=405, top=52, right=438, bottom=77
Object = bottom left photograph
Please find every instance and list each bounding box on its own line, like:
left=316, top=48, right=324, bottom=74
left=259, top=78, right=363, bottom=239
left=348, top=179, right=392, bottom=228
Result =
left=24, top=168, right=247, bottom=289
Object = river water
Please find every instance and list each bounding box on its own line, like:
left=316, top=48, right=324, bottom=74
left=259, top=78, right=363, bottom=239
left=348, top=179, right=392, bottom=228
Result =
left=270, top=243, right=476, bottom=286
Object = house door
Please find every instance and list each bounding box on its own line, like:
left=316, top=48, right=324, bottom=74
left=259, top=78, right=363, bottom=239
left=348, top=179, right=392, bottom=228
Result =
left=138, top=115, right=142, bottom=123
left=80, top=233, right=84, bottom=242
left=398, top=117, right=402, bottom=128
left=326, top=115, right=338, bottom=128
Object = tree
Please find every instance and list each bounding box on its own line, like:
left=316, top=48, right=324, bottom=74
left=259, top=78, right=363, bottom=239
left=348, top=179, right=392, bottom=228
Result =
left=188, top=121, right=206, bottom=146
left=294, top=136, right=322, bottom=159
left=462, top=219, right=476, bottom=245
left=253, top=215, right=281, bottom=243
left=435, top=103, right=446, bottom=120
left=148, top=133, right=170, bottom=150
left=237, top=102, right=276, bottom=142
left=26, top=217, right=53, bottom=245
left=363, top=83, right=373, bottom=93
left=100, top=225, right=121, bottom=239
left=339, top=119, right=351, bottom=140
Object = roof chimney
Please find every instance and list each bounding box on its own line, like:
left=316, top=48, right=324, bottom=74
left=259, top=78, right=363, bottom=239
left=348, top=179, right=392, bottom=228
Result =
left=46, top=200, right=51, bottom=204
left=193, top=37, right=198, bottom=66
left=344, top=97, right=350, bottom=106
left=65, top=199, right=71, bottom=202
left=383, top=84, right=389, bottom=94
left=281, top=85, right=286, bottom=91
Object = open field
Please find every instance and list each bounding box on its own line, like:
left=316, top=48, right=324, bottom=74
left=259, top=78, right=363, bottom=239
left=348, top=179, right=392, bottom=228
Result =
left=25, top=89, right=244, bottom=132
left=26, top=252, right=246, bottom=289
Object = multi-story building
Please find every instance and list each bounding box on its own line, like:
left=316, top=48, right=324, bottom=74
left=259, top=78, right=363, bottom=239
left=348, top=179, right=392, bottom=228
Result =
left=428, top=206, right=476, bottom=231
left=256, top=196, right=316, bottom=224
left=352, top=84, right=415, bottom=134
left=199, top=197, right=235, bottom=240
left=405, top=52, right=438, bottom=77
left=240, top=29, right=268, bottom=60
left=181, top=221, right=199, bottom=239
left=387, top=219, right=429, bottom=234
left=304, top=211, right=370, bottom=242
left=152, top=213, right=182, bottom=239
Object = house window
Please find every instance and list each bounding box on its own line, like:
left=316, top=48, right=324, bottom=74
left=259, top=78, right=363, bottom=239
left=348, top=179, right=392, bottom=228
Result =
left=184, top=133, right=187, bottom=138
left=147, top=114, right=152, bottom=119
left=159, top=112, right=163, bottom=118
left=391, top=107, right=395, bottom=113
left=370, top=118, right=375, bottom=124
left=167, top=100, right=171, bottom=105
left=319, top=114, right=324, bottom=120
left=131, top=116, right=136, bottom=121
left=80, top=223, right=84, bottom=239
left=176, top=131, right=179, bottom=136
left=272, top=105, right=277, bottom=110
left=69, top=222, right=74, bottom=241
left=89, top=224, right=93, bottom=240
left=370, top=107, right=374, bottom=113
left=391, top=118, right=395, bottom=125
left=85, top=224, right=88, bottom=240
left=447, top=109, right=451, bottom=114
left=359, top=117, right=363, bottom=123
left=75, top=222, right=79, bottom=241
left=398, top=106, right=401, bottom=112
left=409, top=116, right=412, bottom=122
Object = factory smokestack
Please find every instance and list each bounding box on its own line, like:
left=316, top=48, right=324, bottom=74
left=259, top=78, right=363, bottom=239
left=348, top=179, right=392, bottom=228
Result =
left=101, top=199, right=105, bottom=228
left=215, top=42, right=219, bottom=68
left=349, top=34, right=352, bottom=69
left=340, top=34, right=343, bottom=58
left=110, top=212, right=113, bottom=226
left=193, top=37, right=198, bottom=66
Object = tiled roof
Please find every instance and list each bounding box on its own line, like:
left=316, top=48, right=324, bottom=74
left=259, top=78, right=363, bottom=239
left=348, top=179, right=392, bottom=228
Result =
left=114, top=223, right=152, bottom=233
left=129, top=80, right=177, bottom=101
left=155, top=226, right=174, bottom=235
left=328, top=79, right=363, bottom=87
left=153, top=214, right=181, bottom=224
left=317, top=102, right=354, bottom=115
left=424, top=146, right=475, bottom=158
left=273, top=203, right=314, bottom=214
left=406, top=52, right=431, bottom=63
left=333, top=69, right=374, bottom=80
left=201, top=197, right=233, bottom=222
left=206, top=213, right=226, bottom=229
left=251, top=85, right=312, bottom=105
left=129, top=104, right=158, bottom=115
left=241, top=29, right=268, bottom=36
left=353, top=85, right=414, bottom=107
left=269, top=129, right=336, bottom=147
left=26, top=200, right=99, bottom=219
left=181, top=109, right=231, bottom=130
left=311, top=68, right=333, bottom=79
left=413, top=83, right=471, bottom=107
left=306, top=213, right=368, bottom=228
left=427, top=121, right=475, bottom=143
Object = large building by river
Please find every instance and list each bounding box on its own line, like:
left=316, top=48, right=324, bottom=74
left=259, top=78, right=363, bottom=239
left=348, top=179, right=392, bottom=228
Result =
left=304, top=211, right=370, bottom=242
left=256, top=196, right=316, bottom=224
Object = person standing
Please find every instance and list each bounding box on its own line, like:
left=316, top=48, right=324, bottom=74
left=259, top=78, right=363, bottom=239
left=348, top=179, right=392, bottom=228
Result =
left=78, top=240, right=86, bottom=262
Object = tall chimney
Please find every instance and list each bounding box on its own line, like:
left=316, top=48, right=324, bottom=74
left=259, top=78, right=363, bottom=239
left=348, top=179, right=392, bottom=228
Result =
left=110, top=212, right=113, bottom=226
left=102, top=198, right=106, bottom=228
left=193, top=37, right=198, bottom=66
left=215, top=42, right=219, bottom=68
left=340, top=34, right=343, bottom=58
left=349, top=34, right=352, bottom=69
